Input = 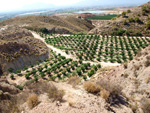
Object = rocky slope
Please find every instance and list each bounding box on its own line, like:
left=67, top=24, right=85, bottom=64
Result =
left=0, top=26, right=49, bottom=75
left=90, top=2, right=150, bottom=36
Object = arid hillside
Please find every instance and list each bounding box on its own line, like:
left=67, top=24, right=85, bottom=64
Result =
left=90, top=2, right=150, bottom=36
left=0, top=26, right=49, bottom=75
left=0, top=16, right=94, bottom=34
left=94, top=45, right=150, bottom=113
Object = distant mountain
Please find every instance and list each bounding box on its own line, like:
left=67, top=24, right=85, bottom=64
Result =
left=73, top=0, right=150, bottom=7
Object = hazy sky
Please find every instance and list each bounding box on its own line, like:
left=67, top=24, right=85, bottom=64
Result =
left=0, top=0, right=150, bottom=12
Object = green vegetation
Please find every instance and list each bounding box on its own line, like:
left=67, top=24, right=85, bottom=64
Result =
left=9, top=50, right=101, bottom=84
left=134, top=17, right=141, bottom=23
left=123, top=20, right=128, bottom=25
left=146, top=21, right=150, bottom=29
left=122, top=11, right=126, bottom=17
left=84, top=14, right=117, bottom=20
left=8, top=68, right=14, bottom=73
left=127, top=9, right=131, bottom=13
left=43, top=33, right=150, bottom=63
left=128, top=17, right=135, bottom=22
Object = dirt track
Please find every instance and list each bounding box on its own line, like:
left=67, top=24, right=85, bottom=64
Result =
left=31, top=31, right=121, bottom=68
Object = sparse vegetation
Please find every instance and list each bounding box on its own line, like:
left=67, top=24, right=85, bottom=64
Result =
left=123, top=20, right=128, bottom=25
left=27, top=94, right=39, bottom=109
left=47, top=84, right=65, bottom=102
left=1, top=2, right=150, bottom=113
left=68, top=76, right=81, bottom=87
left=122, top=11, right=126, bottom=17
left=83, top=81, right=101, bottom=94
left=8, top=68, right=14, bottom=73
left=146, top=21, right=150, bottom=29
left=127, top=9, right=131, bottom=13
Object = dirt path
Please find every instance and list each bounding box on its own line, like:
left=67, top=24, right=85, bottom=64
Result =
left=31, top=31, right=121, bottom=67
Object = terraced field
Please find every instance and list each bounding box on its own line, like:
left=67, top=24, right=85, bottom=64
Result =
left=42, top=33, right=150, bottom=63
left=8, top=50, right=101, bottom=87
left=8, top=32, right=150, bottom=88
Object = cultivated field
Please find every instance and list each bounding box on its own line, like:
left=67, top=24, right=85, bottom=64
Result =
left=7, top=32, right=150, bottom=89
left=8, top=50, right=101, bottom=87
left=84, top=14, right=117, bottom=20
left=42, top=33, right=150, bottom=63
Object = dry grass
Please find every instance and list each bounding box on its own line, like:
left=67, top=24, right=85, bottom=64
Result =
left=97, top=79, right=127, bottom=106
left=27, top=94, right=39, bottom=109
left=0, top=98, right=21, bottom=113
left=100, top=89, right=110, bottom=100
left=26, top=81, right=50, bottom=94
left=83, top=81, right=102, bottom=94
left=97, top=80, right=122, bottom=96
left=68, top=76, right=81, bottom=88
left=47, top=84, right=65, bottom=102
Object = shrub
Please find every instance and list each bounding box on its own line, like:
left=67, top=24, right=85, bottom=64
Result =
left=127, top=9, right=131, bottom=13
left=23, top=66, right=28, bottom=70
left=100, top=89, right=110, bottom=100
left=83, top=81, right=101, bottom=94
left=142, top=11, right=146, bottom=15
left=146, top=21, right=150, bottom=29
left=111, top=17, right=116, bottom=20
left=97, top=80, right=123, bottom=105
left=135, top=17, right=141, bottom=23
left=25, top=74, right=30, bottom=79
left=88, top=69, right=95, bottom=77
left=8, top=68, right=13, bottom=73
left=10, top=74, right=14, bottom=80
left=128, top=17, right=134, bottom=22
left=16, top=85, right=23, bottom=90
left=47, top=85, right=65, bottom=102
left=34, top=75, right=38, bottom=82
left=27, top=94, right=39, bottom=109
left=68, top=76, right=81, bottom=87
left=97, top=64, right=101, bottom=68
left=16, top=70, right=21, bottom=74
left=40, top=72, right=45, bottom=78
left=112, top=29, right=126, bottom=36
left=76, top=68, right=82, bottom=76
left=122, top=11, right=126, bottom=17
left=142, top=6, right=147, bottom=12
left=83, top=75, right=87, bottom=80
